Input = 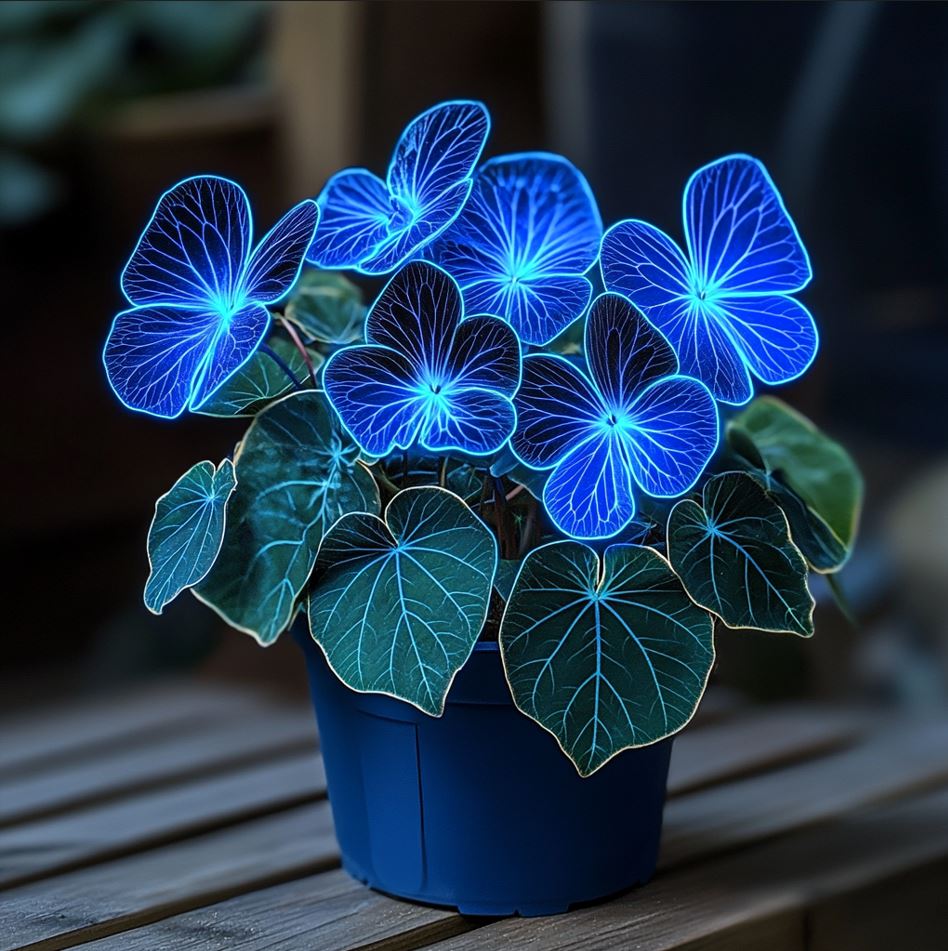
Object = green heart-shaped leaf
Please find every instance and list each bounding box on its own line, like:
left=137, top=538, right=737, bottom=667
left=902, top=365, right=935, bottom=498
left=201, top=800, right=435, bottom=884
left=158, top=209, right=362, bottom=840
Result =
left=728, top=397, right=863, bottom=553
left=197, top=335, right=318, bottom=417
left=744, top=463, right=848, bottom=572
left=500, top=541, right=714, bottom=776
left=144, top=459, right=236, bottom=614
left=307, top=486, right=497, bottom=715
left=668, top=471, right=814, bottom=636
left=284, top=269, right=366, bottom=345
left=194, top=391, right=379, bottom=645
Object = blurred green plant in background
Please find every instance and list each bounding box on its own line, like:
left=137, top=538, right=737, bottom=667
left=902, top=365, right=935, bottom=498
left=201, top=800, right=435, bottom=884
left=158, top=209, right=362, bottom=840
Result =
left=0, top=0, right=264, bottom=225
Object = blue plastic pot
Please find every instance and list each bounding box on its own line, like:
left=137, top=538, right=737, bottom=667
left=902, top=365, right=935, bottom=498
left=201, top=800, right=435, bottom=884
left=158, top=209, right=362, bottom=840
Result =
left=295, top=628, right=672, bottom=916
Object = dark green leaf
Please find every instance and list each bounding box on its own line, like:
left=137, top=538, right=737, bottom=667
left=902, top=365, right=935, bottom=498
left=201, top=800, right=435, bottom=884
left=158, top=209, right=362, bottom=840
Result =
left=307, top=486, right=497, bottom=715
left=744, top=464, right=848, bottom=572
left=667, top=472, right=814, bottom=636
left=728, top=396, right=863, bottom=552
left=284, top=269, right=366, bottom=345
left=493, top=558, right=522, bottom=600
left=500, top=541, right=714, bottom=776
left=144, top=458, right=236, bottom=614
left=194, top=391, right=379, bottom=645
left=197, top=335, right=317, bottom=417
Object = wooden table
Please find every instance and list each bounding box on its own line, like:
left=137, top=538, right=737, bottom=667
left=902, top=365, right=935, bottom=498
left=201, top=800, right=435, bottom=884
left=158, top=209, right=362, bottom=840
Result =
left=2, top=680, right=946, bottom=950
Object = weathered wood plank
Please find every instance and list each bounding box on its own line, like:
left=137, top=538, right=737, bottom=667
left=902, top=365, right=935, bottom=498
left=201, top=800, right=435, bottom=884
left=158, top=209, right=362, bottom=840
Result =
left=0, top=804, right=339, bottom=951
left=406, top=785, right=948, bottom=951
left=0, top=709, right=852, bottom=947
left=0, top=682, right=281, bottom=778
left=0, top=705, right=316, bottom=828
left=660, top=717, right=948, bottom=867
left=0, top=754, right=326, bottom=889
left=15, top=717, right=946, bottom=951
left=667, top=705, right=864, bottom=796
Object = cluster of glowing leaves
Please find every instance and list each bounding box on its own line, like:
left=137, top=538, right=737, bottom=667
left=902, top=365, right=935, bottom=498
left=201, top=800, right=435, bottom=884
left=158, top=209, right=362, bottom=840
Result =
left=143, top=459, right=236, bottom=615
left=600, top=154, right=817, bottom=405
left=305, top=101, right=490, bottom=275
left=323, top=261, right=521, bottom=458
left=511, top=292, right=719, bottom=540
left=499, top=541, right=714, bottom=777
left=103, top=176, right=319, bottom=418
left=667, top=471, right=814, bottom=636
left=431, top=152, right=602, bottom=345
left=194, top=391, right=379, bottom=645
left=197, top=335, right=318, bottom=417
left=307, top=486, right=497, bottom=715
left=728, top=396, right=863, bottom=564
left=284, top=270, right=367, bottom=345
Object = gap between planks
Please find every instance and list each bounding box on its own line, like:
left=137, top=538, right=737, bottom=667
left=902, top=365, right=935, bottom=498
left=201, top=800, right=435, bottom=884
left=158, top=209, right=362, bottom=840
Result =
left=4, top=708, right=931, bottom=951
left=31, top=739, right=948, bottom=951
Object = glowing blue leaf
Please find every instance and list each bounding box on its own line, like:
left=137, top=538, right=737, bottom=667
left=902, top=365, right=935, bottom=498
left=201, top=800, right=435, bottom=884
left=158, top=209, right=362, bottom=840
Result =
left=543, top=431, right=637, bottom=540
left=306, top=169, right=392, bottom=269
left=121, top=176, right=251, bottom=308
left=105, top=175, right=319, bottom=419
left=710, top=295, right=818, bottom=386
left=307, top=486, right=497, bottom=715
left=667, top=471, right=814, bottom=636
left=432, top=152, right=602, bottom=345
left=241, top=199, right=321, bottom=304
left=684, top=155, right=811, bottom=295
left=622, top=376, right=720, bottom=498
left=499, top=541, right=714, bottom=776
left=194, top=391, right=380, bottom=645
left=144, top=459, right=236, bottom=614
left=306, top=101, right=490, bottom=274
left=600, top=155, right=816, bottom=405
left=324, top=261, right=520, bottom=458
left=359, top=179, right=473, bottom=275
left=585, top=289, right=678, bottom=408
left=512, top=293, right=718, bottom=540
left=511, top=354, right=603, bottom=469
left=598, top=219, right=691, bottom=308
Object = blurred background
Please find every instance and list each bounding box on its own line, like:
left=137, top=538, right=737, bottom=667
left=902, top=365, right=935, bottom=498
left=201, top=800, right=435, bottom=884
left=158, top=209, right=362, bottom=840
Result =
left=3, top=0, right=947, bottom=712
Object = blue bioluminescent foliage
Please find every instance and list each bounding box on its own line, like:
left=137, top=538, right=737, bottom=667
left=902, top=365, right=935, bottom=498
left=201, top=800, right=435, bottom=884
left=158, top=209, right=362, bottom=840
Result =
left=305, top=101, right=490, bottom=275
left=511, top=292, right=719, bottom=540
left=430, top=152, right=602, bottom=346
left=323, top=260, right=521, bottom=457
left=599, top=154, right=817, bottom=405
left=103, top=176, right=319, bottom=419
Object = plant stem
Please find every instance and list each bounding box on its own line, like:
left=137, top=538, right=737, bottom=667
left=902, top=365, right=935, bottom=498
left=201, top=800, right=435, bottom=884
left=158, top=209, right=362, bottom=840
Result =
left=438, top=456, right=449, bottom=488
left=519, top=496, right=538, bottom=558
left=371, top=465, right=400, bottom=502
left=493, top=477, right=515, bottom=558
left=279, top=317, right=319, bottom=386
left=259, top=344, right=304, bottom=391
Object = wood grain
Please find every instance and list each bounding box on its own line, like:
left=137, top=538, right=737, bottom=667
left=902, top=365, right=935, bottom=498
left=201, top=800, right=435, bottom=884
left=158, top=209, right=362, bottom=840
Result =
left=0, top=754, right=326, bottom=889
left=17, top=717, right=946, bottom=951
left=0, top=703, right=861, bottom=949
left=0, top=682, right=283, bottom=778
left=0, top=706, right=316, bottom=827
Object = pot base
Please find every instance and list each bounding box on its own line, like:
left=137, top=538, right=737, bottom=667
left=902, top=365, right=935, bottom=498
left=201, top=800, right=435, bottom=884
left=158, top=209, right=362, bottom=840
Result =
left=297, top=627, right=672, bottom=917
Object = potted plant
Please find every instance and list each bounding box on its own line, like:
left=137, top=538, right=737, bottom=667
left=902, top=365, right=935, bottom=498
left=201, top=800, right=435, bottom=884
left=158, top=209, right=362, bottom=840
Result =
left=102, top=100, right=862, bottom=916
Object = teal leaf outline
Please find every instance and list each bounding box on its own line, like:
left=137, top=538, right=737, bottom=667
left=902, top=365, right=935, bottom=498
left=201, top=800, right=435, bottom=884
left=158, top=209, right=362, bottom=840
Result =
left=307, top=485, right=497, bottom=715
left=727, top=396, right=863, bottom=562
left=667, top=471, right=814, bottom=636
left=193, top=390, right=380, bottom=645
left=196, top=335, right=319, bottom=417
left=144, top=458, right=236, bottom=614
left=499, top=541, right=714, bottom=777
left=284, top=269, right=367, bottom=345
